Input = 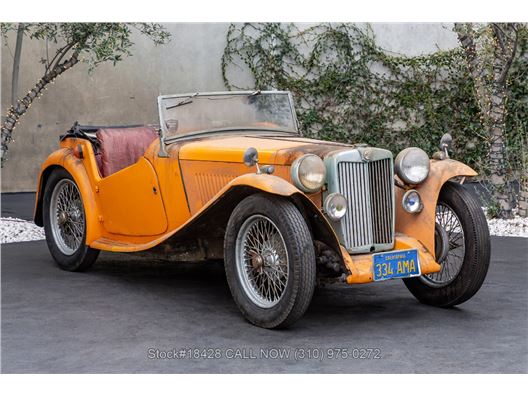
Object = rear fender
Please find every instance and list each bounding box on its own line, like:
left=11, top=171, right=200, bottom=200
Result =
left=34, top=140, right=102, bottom=243
left=395, top=159, right=478, bottom=257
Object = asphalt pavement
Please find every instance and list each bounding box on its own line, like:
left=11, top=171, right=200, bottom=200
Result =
left=1, top=192, right=36, bottom=220
left=1, top=236, right=527, bottom=373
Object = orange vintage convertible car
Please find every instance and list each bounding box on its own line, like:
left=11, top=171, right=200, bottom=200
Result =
left=35, top=91, right=490, bottom=328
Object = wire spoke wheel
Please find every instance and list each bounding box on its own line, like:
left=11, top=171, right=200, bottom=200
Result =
left=235, top=214, right=289, bottom=308
left=403, top=181, right=490, bottom=307
left=421, top=202, right=465, bottom=288
left=49, top=179, right=85, bottom=255
left=225, top=194, right=316, bottom=328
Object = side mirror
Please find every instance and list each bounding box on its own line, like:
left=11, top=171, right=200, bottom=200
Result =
left=440, top=133, right=453, bottom=159
left=440, top=133, right=452, bottom=150
left=243, top=147, right=263, bottom=174
left=243, top=147, right=259, bottom=167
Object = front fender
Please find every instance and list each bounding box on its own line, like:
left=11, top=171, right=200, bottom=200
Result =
left=224, top=173, right=300, bottom=196
left=224, top=173, right=342, bottom=254
left=174, top=172, right=341, bottom=254
left=395, top=159, right=478, bottom=257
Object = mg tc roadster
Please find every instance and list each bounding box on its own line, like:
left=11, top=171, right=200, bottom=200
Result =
left=35, top=91, right=490, bottom=328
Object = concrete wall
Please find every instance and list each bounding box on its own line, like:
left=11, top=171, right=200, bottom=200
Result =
left=0, top=23, right=459, bottom=192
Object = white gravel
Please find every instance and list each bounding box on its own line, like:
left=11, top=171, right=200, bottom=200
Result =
left=486, top=216, right=528, bottom=238
left=1, top=217, right=45, bottom=244
left=1, top=211, right=527, bottom=244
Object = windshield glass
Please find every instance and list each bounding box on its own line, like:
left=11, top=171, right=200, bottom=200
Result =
left=159, top=91, right=298, bottom=139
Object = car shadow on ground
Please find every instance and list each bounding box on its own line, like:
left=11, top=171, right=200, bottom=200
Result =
left=88, top=251, right=469, bottom=331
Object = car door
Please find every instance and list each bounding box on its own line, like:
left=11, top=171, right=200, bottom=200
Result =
left=97, top=157, right=168, bottom=236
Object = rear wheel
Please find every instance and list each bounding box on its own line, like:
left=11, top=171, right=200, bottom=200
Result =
left=403, top=181, right=490, bottom=307
left=224, top=194, right=316, bottom=329
left=43, top=168, right=99, bottom=271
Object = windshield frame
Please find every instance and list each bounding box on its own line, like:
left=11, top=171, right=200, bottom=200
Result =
left=157, top=91, right=300, bottom=145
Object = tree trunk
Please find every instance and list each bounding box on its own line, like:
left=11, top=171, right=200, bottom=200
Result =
left=454, top=23, right=516, bottom=219
left=487, top=55, right=514, bottom=218
left=1, top=53, right=79, bottom=166
left=518, top=182, right=528, bottom=217
left=518, top=157, right=528, bottom=217
left=11, top=23, right=25, bottom=107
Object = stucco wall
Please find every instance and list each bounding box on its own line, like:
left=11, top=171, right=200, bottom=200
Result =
left=0, top=23, right=459, bottom=192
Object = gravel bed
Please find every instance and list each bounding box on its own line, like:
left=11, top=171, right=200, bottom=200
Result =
left=1, top=217, right=46, bottom=244
left=2, top=212, right=527, bottom=245
left=487, top=216, right=528, bottom=238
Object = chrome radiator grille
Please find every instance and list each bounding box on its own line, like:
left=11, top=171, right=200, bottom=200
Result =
left=337, top=158, right=394, bottom=252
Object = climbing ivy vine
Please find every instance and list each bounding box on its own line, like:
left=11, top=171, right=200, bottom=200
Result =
left=222, top=23, right=527, bottom=186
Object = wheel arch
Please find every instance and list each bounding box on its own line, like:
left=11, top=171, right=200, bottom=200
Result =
left=34, top=148, right=102, bottom=243
left=34, top=164, right=62, bottom=226
left=395, top=158, right=478, bottom=257
left=153, top=174, right=342, bottom=259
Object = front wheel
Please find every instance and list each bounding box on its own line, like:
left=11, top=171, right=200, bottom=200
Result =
left=224, top=194, right=316, bottom=329
left=43, top=168, right=100, bottom=271
left=403, top=181, right=490, bottom=307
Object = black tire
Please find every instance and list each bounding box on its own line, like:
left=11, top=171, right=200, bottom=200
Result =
left=224, top=194, right=316, bottom=329
left=403, top=181, right=490, bottom=307
left=43, top=168, right=100, bottom=271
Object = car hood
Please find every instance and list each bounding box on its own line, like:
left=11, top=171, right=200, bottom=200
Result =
left=177, top=133, right=354, bottom=165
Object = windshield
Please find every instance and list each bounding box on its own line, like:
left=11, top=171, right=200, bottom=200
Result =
left=158, top=91, right=298, bottom=140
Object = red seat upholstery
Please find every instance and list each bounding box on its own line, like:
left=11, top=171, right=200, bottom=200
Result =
left=95, top=126, right=158, bottom=177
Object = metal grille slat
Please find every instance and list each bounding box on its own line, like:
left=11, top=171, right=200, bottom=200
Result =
left=357, top=164, right=365, bottom=246
left=337, top=157, right=394, bottom=252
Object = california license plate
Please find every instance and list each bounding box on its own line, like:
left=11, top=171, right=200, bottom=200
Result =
left=372, top=249, right=421, bottom=282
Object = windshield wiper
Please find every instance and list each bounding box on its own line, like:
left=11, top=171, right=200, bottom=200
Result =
left=166, top=92, right=199, bottom=110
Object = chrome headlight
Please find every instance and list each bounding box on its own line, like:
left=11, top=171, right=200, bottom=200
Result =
left=324, top=193, right=347, bottom=221
left=402, top=189, right=423, bottom=213
left=291, top=154, right=326, bottom=193
left=395, top=147, right=430, bottom=185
